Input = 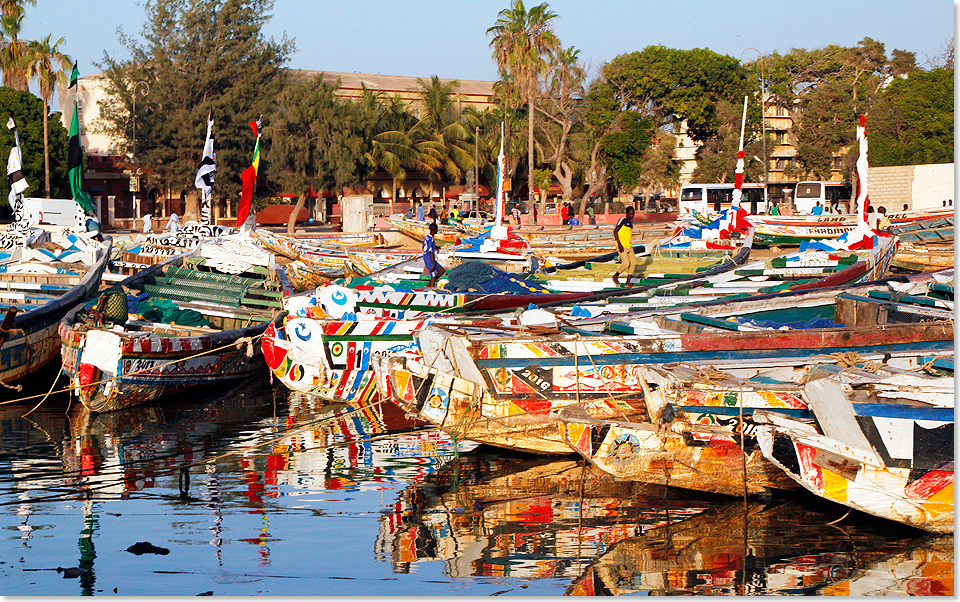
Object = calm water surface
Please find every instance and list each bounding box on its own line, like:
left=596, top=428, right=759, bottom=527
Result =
left=0, top=376, right=951, bottom=596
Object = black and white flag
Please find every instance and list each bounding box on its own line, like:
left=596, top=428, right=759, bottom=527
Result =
left=194, top=114, right=215, bottom=194
left=6, top=117, right=27, bottom=197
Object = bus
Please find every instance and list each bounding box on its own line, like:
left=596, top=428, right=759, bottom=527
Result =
left=793, top=181, right=853, bottom=215
left=678, top=183, right=768, bottom=216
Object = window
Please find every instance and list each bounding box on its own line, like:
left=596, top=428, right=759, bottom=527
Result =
left=775, top=158, right=786, bottom=170
left=833, top=157, right=843, bottom=170
left=775, top=104, right=786, bottom=117
left=775, top=131, right=786, bottom=144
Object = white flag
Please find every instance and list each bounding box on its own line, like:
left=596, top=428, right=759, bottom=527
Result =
left=194, top=115, right=215, bottom=194
left=6, top=119, right=27, bottom=196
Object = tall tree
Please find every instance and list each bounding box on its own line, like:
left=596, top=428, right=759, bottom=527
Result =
left=96, top=0, right=294, bottom=208
left=870, top=67, right=954, bottom=166
left=535, top=45, right=584, bottom=211
left=23, top=34, right=70, bottom=196
left=0, top=0, right=34, bottom=91
left=488, top=0, right=560, bottom=213
left=266, top=74, right=375, bottom=234
left=0, top=85, right=68, bottom=201
left=409, top=76, right=478, bottom=199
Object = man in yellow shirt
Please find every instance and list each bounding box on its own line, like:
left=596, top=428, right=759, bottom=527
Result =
left=612, top=206, right=636, bottom=287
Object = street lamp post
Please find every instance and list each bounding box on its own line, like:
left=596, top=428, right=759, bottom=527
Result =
left=131, top=81, right=149, bottom=161
left=741, top=48, right=768, bottom=208
left=130, top=81, right=149, bottom=219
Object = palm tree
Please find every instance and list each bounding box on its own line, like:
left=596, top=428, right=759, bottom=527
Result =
left=24, top=34, right=71, bottom=196
left=0, top=0, right=34, bottom=92
left=409, top=76, right=478, bottom=199
left=487, top=0, right=559, bottom=213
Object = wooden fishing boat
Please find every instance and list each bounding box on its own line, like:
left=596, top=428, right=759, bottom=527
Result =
left=701, top=208, right=953, bottom=246
left=890, top=215, right=954, bottom=244
left=0, top=228, right=111, bottom=389
left=388, top=215, right=481, bottom=246
left=376, top=271, right=953, bottom=454
left=559, top=363, right=808, bottom=495
left=59, top=235, right=291, bottom=412
left=755, top=370, right=954, bottom=533
left=253, top=228, right=386, bottom=261
left=891, top=244, right=954, bottom=273
left=343, top=248, right=420, bottom=277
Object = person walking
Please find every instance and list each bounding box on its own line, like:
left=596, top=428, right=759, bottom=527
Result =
left=422, top=222, right=446, bottom=287
left=586, top=201, right=596, bottom=225
left=561, top=202, right=570, bottom=225
left=415, top=200, right=425, bottom=222
left=612, top=206, right=636, bottom=287
left=141, top=213, right=152, bottom=233
left=428, top=203, right=438, bottom=224
left=511, top=204, right=521, bottom=225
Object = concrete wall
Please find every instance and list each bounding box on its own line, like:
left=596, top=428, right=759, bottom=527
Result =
left=868, top=163, right=953, bottom=211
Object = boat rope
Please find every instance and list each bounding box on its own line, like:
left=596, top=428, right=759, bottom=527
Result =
left=235, top=336, right=255, bottom=358
left=819, top=351, right=882, bottom=373
left=20, top=370, right=63, bottom=417
left=0, top=331, right=270, bottom=408
left=914, top=354, right=953, bottom=373
left=0, top=376, right=22, bottom=391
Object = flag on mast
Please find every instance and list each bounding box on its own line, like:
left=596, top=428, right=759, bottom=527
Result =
left=855, top=113, right=870, bottom=228
left=494, top=123, right=505, bottom=228
left=6, top=117, right=27, bottom=197
left=67, top=63, right=96, bottom=215
left=731, top=95, right=748, bottom=209
left=236, top=116, right=261, bottom=229
left=195, top=113, right=215, bottom=194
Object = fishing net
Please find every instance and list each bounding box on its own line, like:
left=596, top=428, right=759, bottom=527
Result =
left=442, top=261, right=556, bottom=295
left=134, top=297, right=211, bottom=328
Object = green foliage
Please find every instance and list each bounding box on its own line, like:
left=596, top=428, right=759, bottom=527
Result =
left=265, top=74, right=375, bottom=196
left=0, top=86, right=68, bottom=201
left=870, top=68, right=954, bottom=166
left=601, top=112, right=653, bottom=188
left=96, top=0, right=294, bottom=200
left=603, top=46, right=751, bottom=140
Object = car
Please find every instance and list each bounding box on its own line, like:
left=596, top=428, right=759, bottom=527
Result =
left=460, top=210, right=494, bottom=223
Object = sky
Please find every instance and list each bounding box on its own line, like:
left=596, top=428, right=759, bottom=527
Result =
left=20, top=0, right=956, bottom=88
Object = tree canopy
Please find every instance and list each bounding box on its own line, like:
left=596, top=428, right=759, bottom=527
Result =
left=0, top=85, right=68, bottom=201
left=869, top=68, right=954, bottom=166
left=96, top=0, right=294, bottom=203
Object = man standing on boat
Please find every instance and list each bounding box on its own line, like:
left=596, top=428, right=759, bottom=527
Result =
left=612, top=206, right=636, bottom=287
left=423, top=222, right=445, bottom=287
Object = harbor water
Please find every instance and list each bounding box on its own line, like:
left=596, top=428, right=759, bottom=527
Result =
left=0, top=374, right=952, bottom=596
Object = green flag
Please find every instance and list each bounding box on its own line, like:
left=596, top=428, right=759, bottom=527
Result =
left=68, top=62, right=95, bottom=215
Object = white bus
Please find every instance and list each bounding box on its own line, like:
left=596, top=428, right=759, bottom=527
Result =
left=678, top=183, right=768, bottom=216
left=793, top=181, right=853, bottom=215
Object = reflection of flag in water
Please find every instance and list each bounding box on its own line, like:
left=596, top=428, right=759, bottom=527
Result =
left=194, top=114, right=215, bottom=194
left=236, top=116, right=261, bottom=229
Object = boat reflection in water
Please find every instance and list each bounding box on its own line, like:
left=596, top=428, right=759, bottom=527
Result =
left=269, top=392, right=470, bottom=492
left=566, top=498, right=945, bottom=596
left=376, top=452, right=720, bottom=579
